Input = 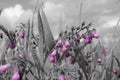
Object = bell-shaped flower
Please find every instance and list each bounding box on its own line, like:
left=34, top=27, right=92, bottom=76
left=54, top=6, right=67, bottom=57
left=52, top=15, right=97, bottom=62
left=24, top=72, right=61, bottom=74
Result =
left=12, top=69, right=22, bottom=80
left=57, top=39, right=63, bottom=46
left=85, top=36, right=92, bottom=44
left=97, top=58, right=102, bottom=64
left=20, top=31, right=25, bottom=39
left=64, top=41, right=70, bottom=47
left=9, top=42, right=16, bottom=49
left=0, top=63, right=12, bottom=73
left=59, top=75, right=68, bottom=80
left=50, top=50, right=57, bottom=56
left=92, top=32, right=99, bottom=39
left=62, top=45, right=68, bottom=52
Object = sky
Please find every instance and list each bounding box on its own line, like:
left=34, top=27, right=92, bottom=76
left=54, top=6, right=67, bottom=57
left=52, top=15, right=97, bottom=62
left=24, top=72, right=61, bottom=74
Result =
left=0, top=0, right=120, bottom=48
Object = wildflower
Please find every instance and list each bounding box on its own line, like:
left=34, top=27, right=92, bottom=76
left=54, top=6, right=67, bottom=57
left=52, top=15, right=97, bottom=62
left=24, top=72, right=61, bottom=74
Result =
left=18, top=53, right=25, bottom=60
left=59, top=75, right=68, bottom=80
left=62, top=45, right=68, bottom=52
left=57, top=39, right=63, bottom=46
left=67, top=59, right=75, bottom=64
left=49, top=55, right=58, bottom=63
left=65, top=52, right=71, bottom=57
left=102, top=48, right=108, bottom=56
left=112, top=68, right=118, bottom=73
left=12, top=69, right=22, bottom=80
left=0, top=63, right=12, bottom=73
left=92, top=32, right=99, bottom=39
left=9, top=42, right=16, bottom=49
left=77, top=34, right=81, bottom=39
left=97, top=58, right=102, bottom=64
left=50, top=50, right=57, bottom=56
left=85, top=36, right=91, bottom=44
left=20, top=31, right=25, bottom=39
left=64, top=41, right=70, bottom=47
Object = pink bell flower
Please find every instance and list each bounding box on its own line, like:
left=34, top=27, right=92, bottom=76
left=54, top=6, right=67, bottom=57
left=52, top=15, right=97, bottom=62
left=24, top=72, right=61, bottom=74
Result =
left=9, top=42, right=16, bottom=49
left=18, top=53, right=25, bottom=60
left=59, top=75, right=68, bottom=80
left=12, top=69, right=22, bottom=80
left=62, top=46, right=68, bottom=52
left=20, top=31, right=25, bottom=39
left=49, top=55, right=58, bottom=63
left=65, top=52, right=71, bottom=57
left=50, top=50, right=57, bottom=56
left=97, top=58, right=102, bottom=64
left=0, top=63, right=12, bottom=73
left=64, top=41, right=70, bottom=47
left=102, top=48, right=108, bottom=56
left=92, top=32, right=99, bottom=39
left=85, top=37, right=91, bottom=44
left=57, top=39, right=63, bottom=46
left=112, top=68, right=118, bottom=73
left=67, top=59, right=75, bottom=64
left=77, top=34, right=81, bottom=39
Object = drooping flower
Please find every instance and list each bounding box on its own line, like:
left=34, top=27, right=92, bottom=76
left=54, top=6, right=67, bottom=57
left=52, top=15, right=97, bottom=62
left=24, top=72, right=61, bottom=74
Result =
left=0, top=63, right=12, bottom=73
left=92, top=32, right=99, bottom=39
left=49, top=55, right=58, bottom=63
left=59, top=75, right=68, bottom=80
left=20, top=31, right=25, bottom=39
left=67, top=59, right=75, bottom=64
left=77, top=34, right=81, bottom=39
left=12, top=69, right=22, bottom=80
left=85, top=36, right=92, bottom=44
left=9, top=42, right=16, bottom=49
left=112, top=68, right=118, bottom=73
left=57, top=39, right=63, bottom=46
left=50, top=50, right=57, bottom=56
left=49, top=56, right=55, bottom=62
left=18, top=53, right=25, bottom=60
left=62, top=45, right=68, bottom=52
left=97, top=58, right=102, bottom=64
left=102, top=48, right=108, bottom=56
left=64, top=41, right=70, bottom=47
left=65, top=52, right=71, bottom=57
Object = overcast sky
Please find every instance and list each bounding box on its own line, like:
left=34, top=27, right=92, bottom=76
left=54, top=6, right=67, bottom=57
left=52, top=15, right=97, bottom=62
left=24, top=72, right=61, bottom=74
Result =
left=0, top=0, right=120, bottom=48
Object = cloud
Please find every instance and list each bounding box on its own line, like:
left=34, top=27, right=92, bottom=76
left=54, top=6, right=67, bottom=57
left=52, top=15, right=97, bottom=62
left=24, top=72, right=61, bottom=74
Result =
left=43, top=1, right=65, bottom=38
left=0, top=4, right=32, bottom=30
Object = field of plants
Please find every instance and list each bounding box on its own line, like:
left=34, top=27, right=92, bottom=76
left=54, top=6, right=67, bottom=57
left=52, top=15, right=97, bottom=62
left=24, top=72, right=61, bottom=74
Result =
left=0, top=0, right=120, bottom=80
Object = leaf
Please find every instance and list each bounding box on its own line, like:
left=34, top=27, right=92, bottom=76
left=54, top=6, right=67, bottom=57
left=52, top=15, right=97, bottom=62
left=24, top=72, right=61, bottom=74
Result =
left=40, top=9, right=55, bottom=49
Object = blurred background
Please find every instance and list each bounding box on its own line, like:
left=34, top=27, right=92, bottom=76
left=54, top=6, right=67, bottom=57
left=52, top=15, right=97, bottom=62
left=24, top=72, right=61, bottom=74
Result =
left=0, top=0, right=120, bottom=51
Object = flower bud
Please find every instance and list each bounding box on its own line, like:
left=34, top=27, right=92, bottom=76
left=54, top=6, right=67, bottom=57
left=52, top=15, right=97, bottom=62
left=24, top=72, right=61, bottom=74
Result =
left=9, top=42, right=16, bottom=49
left=77, top=34, right=81, bottom=39
left=59, top=75, right=68, bottom=80
left=97, top=59, right=102, bottom=64
left=102, top=48, right=108, bottom=56
left=112, top=68, right=118, bottom=73
left=49, top=56, right=55, bottom=63
left=57, top=39, right=63, bottom=46
left=0, top=63, right=12, bottom=73
left=65, top=52, right=71, bottom=57
left=18, top=53, right=25, bottom=60
left=67, top=59, right=75, bottom=64
left=20, top=31, right=25, bottom=39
